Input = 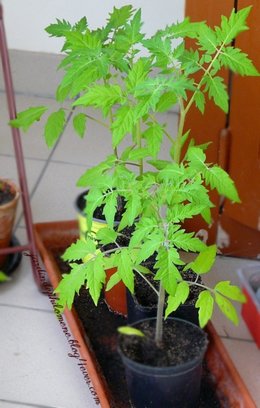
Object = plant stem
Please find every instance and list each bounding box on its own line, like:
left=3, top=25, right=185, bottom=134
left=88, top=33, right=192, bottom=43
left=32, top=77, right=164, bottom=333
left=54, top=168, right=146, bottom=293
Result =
left=173, top=98, right=185, bottom=164
left=134, top=268, right=159, bottom=296
left=136, top=120, right=143, bottom=176
left=85, top=114, right=110, bottom=129
left=155, top=282, right=165, bottom=346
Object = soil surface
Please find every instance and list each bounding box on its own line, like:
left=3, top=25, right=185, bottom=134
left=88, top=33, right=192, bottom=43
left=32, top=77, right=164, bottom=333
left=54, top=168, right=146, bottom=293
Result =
left=0, top=182, right=15, bottom=205
left=53, top=249, right=227, bottom=408
left=119, top=318, right=207, bottom=367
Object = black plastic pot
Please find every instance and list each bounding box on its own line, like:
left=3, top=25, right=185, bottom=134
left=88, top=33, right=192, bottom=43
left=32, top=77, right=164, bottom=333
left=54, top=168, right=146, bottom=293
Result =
left=127, top=290, right=199, bottom=326
left=118, top=317, right=208, bottom=408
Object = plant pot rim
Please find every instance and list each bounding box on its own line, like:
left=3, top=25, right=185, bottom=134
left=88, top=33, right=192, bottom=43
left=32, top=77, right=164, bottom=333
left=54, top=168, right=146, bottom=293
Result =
left=0, top=178, right=20, bottom=209
left=118, top=316, right=208, bottom=375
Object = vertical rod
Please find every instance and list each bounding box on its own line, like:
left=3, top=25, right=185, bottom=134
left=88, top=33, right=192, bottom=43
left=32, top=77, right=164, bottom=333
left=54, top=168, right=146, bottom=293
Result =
left=0, top=4, right=41, bottom=289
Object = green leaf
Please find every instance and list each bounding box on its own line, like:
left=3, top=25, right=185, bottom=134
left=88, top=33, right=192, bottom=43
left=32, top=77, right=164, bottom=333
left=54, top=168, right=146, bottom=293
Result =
left=103, top=193, right=117, bottom=228
left=114, top=249, right=134, bottom=293
left=165, top=282, right=190, bottom=318
left=129, top=218, right=156, bottom=248
left=187, top=146, right=206, bottom=170
left=106, top=271, right=121, bottom=292
left=107, top=5, right=134, bottom=29
left=9, top=106, right=48, bottom=132
left=215, top=293, right=239, bottom=325
left=77, top=155, right=116, bottom=187
left=171, top=229, right=206, bottom=252
left=198, top=25, right=218, bottom=54
left=44, top=109, right=66, bottom=148
left=142, top=124, right=163, bottom=158
left=135, top=234, right=162, bottom=264
left=156, top=91, right=178, bottom=112
left=194, top=91, right=205, bottom=114
left=86, top=253, right=106, bottom=305
left=112, top=105, right=135, bottom=148
left=54, top=263, right=87, bottom=310
left=73, top=84, right=124, bottom=116
left=45, top=19, right=72, bottom=37
left=154, top=247, right=182, bottom=295
left=203, top=75, right=229, bottom=113
left=164, top=17, right=203, bottom=39
left=195, top=290, right=214, bottom=328
left=203, top=165, right=240, bottom=202
left=187, top=245, right=217, bottom=274
left=0, top=271, right=10, bottom=282
left=126, top=58, right=150, bottom=91
left=73, top=113, right=87, bottom=138
left=220, top=47, right=259, bottom=76
left=215, top=281, right=246, bottom=303
left=96, top=227, right=117, bottom=245
left=62, top=239, right=96, bottom=261
left=215, top=6, right=252, bottom=45
left=117, top=326, right=144, bottom=337
left=118, top=195, right=142, bottom=231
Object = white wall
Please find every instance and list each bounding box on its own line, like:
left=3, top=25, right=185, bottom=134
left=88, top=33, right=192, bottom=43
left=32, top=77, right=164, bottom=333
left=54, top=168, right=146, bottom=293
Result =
left=1, top=0, right=185, bottom=54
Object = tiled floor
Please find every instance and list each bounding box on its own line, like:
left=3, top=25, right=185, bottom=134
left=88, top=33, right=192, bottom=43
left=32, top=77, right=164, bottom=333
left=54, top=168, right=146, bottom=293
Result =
left=0, top=72, right=260, bottom=407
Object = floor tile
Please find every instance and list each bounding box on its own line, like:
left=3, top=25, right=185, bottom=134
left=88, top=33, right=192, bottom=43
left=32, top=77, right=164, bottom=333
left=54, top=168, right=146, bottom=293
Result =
left=0, top=92, right=59, bottom=160
left=0, top=228, right=51, bottom=311
left=19, top=161, right=87, bottom=225
left=222, top=337, right=260, bottom=405
left=0, top=306, right=99, bottom=408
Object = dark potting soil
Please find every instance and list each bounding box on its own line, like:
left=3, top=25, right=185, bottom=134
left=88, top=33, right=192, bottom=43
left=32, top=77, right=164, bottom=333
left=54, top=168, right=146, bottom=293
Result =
left=54, top=250, right=226, bottom=408
left=119, top=318, right=207, bottom=367
left=0, top=182, right=15, bottom=205
left=134, top=261, right=203, bottom=308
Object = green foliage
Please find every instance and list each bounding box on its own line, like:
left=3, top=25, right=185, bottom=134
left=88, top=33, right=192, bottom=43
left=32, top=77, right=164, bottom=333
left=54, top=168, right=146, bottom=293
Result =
left=9, top=6, right=259, bottom=337
left=118, top=326, right=144, bottom=337
left=0, top=271, right=10, bottom=282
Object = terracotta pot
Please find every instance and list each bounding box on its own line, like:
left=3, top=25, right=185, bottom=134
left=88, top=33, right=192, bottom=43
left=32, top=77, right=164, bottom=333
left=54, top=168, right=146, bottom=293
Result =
left=34, top=221, right=256, bottom=408
left=105, top=267, right=127, bottom=316
left=0, top=179, right=20, bottom=268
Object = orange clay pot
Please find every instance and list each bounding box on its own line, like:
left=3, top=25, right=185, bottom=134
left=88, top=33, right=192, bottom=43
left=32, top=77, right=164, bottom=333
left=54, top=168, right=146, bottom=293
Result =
left=0, top=179, right=20, bottom=268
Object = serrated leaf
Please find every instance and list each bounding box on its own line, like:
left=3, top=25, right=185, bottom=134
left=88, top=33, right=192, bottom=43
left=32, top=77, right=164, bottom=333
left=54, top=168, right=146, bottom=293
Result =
left=114, top=249, right=134, bottom=293
left=77, top=156, right=116, bottom=187
left=107, top=5, right=134, bottom=29
left=220, top=47, right=259, bottom=76
left=118, top=195, right=142, bottom=231
left=73, top=113, right=87, bottom=138
left=203, top=75, right=229, bottom=113
left=135, top=234, right=162, bottom=265
left=9, top=106, right=48, bottom=132
left=195, top=290, right=214, bottom=328
left=45, top=19, right=72, bottom=38
left=103, top=193, right=117, bottom=228
left=126, top=58, right=150, bottom=91
left=54, top=263, right=87, bottom=310
left=187, top=146, right=206, bottom=170
left=118, top=326, right=144, bottom=337
left=171, top=229, right=206, bottom=252
left=73, top=84, right=123, bottom=116
left=112, top=105, right=135, bottom=148
left=215, top=293, right=239, bottom=325
left=215, top=281, right=246, bottom=303
left=106, top=271, right=121, bottom=292
left=194, top=91, right=205, bottom=114
left=198, top=25, right=218, bottom=54
left=86, top=253, right=106, bottom=305
left=62, top=239, right=96, bottom=261
left=164, top=18, right=203, bottom=39
left=156, top=91, right=178, bottom=112
left=165, top=281, right=190, bottom=318
left=154, top=248, right=182, bottom=295
left=129, top=218, right=156, bottom=248
left=215, top=6, right=251, bottom=45
left=203, top=165, right=240, bottom=202
left=142, top=124, right=163, bottom=158
left=44, top=109, right=66, bottom=148
left=96, top=227, right=117, bottom=245
left=188, top=245, right=217, bottom=274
